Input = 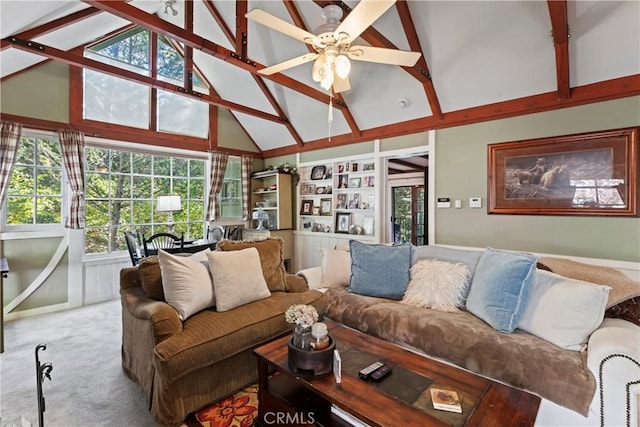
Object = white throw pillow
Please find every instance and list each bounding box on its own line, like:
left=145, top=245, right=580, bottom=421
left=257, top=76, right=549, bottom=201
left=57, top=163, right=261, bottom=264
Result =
left=157, top=249, right=215, bottom=320
left=518, top=270, right=611, bottom=351
left=402, top=259, right=470, bottom=312
left=321, top=248, right=352, bottom=288
left=206, top=247, right=271, bottom=312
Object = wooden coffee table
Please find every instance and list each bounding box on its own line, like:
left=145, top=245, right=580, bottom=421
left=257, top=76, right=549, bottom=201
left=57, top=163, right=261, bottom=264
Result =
left=253, top=319, right=540, bottom=427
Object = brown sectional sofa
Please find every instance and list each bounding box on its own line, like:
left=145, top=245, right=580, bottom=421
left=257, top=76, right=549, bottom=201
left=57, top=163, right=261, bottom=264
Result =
left=120, top=239, right=326, bottom=426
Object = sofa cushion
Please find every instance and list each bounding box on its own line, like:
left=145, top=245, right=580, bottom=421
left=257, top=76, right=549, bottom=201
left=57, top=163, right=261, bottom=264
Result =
left=411, top=245, right=483, bottom=280
left=402, top=259, right=470, bottom=312
left=154, top=290, right=326, bottom=383
left=158, top=249, right=215, bottom=320
left=537, top=257, right=640, bottom=308
left=138, top=256, right=164, bottom=301
left=206, top=248, right=271, bottom=312
left=348, top=240, right=411, bottom=300
left=321, top=248, right=352, bottom=287
left=217, top=237, right=287, bottom=292
left=518, top=270, right=610, bottom=350
left=466, top=248, right=537, bottom=333
left=323, top=286, right=596, bottom=417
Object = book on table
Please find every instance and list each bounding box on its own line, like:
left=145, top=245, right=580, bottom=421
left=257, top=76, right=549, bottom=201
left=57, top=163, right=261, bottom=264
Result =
left=430, top=388, right=462, bottom=413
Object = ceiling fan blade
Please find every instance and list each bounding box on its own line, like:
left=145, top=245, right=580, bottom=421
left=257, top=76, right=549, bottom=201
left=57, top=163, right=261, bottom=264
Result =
left=347, top=45, right=421, bottom=67
left=258, top=52, right=318, bottom=76
left=334, top=0, right=396, bottom=44
left=246, top=8, right=318, bottom=45
left=333, top=75, right=351, bottom=93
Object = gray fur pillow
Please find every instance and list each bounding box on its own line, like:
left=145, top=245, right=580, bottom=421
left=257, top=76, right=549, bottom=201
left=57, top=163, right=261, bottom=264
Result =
left=402, top=259, right=470, bottom=312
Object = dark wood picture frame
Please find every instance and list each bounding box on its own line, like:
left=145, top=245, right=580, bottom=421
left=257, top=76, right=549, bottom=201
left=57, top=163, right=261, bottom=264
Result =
left=300, top=200, right=314, bottom=215
left=311, top=165, right=326, bottom=180
left=488, top=127, right=638, bottom=216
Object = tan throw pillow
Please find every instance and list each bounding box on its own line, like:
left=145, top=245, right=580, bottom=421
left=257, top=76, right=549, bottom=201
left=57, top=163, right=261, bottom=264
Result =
left=217, top=237, right=287, bottom=292
left=538, top=257, right=640, bottom=308
left=138, top=256, right=164, bottom=301
left=206, top=248, right=271, bottom=312
left=402, top=259, right=470, bottom=312
left=157, top=249, right=215, bottom=320
left=321, top=248, right=352, bottom=288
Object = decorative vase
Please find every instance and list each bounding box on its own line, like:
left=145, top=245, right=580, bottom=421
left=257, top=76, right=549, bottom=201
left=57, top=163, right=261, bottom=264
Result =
left=292, top=325, right=312, bottom=350
left=288, top=336, right=335, bottom=378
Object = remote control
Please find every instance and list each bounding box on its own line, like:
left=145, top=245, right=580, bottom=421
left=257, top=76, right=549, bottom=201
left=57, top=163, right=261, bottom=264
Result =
left=359, top=361, right=384, bottom=380
left=371, top=364, right=392, bottom=382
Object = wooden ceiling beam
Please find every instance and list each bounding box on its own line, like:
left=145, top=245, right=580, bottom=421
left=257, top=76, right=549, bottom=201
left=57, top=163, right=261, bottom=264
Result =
left=396, top=0, right=442, bottom=120
left=284, top=0, right=361, bottom=137
left=262, top=74, right=640, bottom=157
left=203, top=0, right=235, bottom=46
left=236, top=0, right=248, bottom=56
left=547, top=0, right=571, bottom=100
left=389, top=158, right=424, bottom=170
left=82, top=0, right=342, bottom=111
left=3, top=36, right=284, bottom=124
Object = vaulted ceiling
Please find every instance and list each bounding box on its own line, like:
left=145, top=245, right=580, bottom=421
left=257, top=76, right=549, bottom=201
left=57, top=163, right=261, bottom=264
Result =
left=1, top=1, right=639, bottom=158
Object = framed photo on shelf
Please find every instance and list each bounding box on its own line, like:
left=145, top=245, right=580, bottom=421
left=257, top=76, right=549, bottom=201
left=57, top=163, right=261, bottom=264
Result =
left=348, top=177, right=361, bottom=188
left=300, top=184, right=309, bottom=195
left=300, top=200, right=314, bottom=215
left=363, top=216, right=375, bottom=235
left=364, top=176, right=375, bottom=187
left=336, top=193, right=348, bottom=209
left=311, top=165, right=326, bottom=180
left=312, top=206, right=320, bottom=216
left=336, top=213, right=351, bottom=233
left=324, top=166, right=333, bottom=179
left=338, top=174, right=349, bottom=189
left=488, top=127, right=638, bottom=216
left=316, top=186, right=326, bottom=194
left=348, top=194, right=361, bottom=209
left=320, top=198, right=332, bottom=216
left=363, top=162, right=375, bottom=171
left=352, top=162, right=359, bottom=172
left=367, top=194, right=375, bottom=209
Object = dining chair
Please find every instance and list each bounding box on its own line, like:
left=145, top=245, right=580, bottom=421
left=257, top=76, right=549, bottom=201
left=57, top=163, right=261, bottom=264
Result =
left=225, top=225, right=242, bottom=241
left=206, top=225, right=225, bottom=242
left=124, top=230, right=143, bottom=266
left=143, top=232, right=184, bottom=256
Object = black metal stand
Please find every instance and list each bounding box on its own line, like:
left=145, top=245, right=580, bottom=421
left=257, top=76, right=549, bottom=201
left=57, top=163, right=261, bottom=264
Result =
left=35, top=344, right=53, bottom=427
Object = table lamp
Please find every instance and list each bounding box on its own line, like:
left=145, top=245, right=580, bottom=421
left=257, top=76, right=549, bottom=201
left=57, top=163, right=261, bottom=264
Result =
left=156, top=195, right=182, bottom=233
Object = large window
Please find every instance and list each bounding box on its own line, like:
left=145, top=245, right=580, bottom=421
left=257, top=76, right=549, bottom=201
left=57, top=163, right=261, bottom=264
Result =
left=84, top=147, right=206, bottom=254
left=83, top=28, right=209, bottom=137
left=5, top=135, right=63, bottom=227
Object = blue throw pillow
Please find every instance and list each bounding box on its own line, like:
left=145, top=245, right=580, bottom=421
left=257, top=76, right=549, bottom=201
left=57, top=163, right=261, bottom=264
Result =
left=348, top=240, right=411, bottom=300
left=465, top=248, right=537, bottom=333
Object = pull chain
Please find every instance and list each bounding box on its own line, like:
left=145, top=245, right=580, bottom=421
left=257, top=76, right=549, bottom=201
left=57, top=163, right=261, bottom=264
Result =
left=328, top=93, right=333, bottom=142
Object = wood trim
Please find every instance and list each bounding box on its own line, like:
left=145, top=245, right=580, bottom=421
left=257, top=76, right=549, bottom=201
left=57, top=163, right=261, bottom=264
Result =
left=396, top=0, right=442, bottom=120
left=235, top=0, right=248, bottom=56
left=203, top=0, right=234, bottom=46
left=253, top=76, right=305, bottom=147
left=262, top=74, right=640, bottom=157
left=3, top=37, right=284, bottom=123
left=83, top=0, right=342, bottom=110
left=547, top=1, right=570, bottom=100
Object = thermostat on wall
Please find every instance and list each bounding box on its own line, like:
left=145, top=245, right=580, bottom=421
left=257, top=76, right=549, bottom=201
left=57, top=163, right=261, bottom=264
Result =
left=469, top=197, right=482, bottom=208
left=437, top=197, right=451, bottom=208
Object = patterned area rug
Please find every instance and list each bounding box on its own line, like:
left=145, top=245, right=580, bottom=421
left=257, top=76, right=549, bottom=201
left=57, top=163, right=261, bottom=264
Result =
left=184, top=385, right=258, bottom=427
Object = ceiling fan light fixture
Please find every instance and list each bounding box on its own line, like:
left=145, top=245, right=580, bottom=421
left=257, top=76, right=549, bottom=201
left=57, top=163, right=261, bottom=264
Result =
left=320, top=70, right=334, bottom=91
left=335, top=54, right=351, bottom=79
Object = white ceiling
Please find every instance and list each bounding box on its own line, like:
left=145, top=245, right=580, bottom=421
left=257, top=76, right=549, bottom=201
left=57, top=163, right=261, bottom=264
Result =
left=1, top=0, right=638, bottom=155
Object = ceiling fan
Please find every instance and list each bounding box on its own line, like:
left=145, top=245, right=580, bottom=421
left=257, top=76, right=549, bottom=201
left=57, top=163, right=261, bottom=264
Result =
left=246, top=0, right=422, bottom=93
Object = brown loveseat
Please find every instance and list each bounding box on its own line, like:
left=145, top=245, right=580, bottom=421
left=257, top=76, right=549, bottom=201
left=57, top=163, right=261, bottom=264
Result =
left=120, top=238, right=326, bottom=426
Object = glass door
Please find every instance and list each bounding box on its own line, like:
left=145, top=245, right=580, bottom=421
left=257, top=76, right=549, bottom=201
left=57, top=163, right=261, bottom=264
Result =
left=391, top=185, right=425, bottom=245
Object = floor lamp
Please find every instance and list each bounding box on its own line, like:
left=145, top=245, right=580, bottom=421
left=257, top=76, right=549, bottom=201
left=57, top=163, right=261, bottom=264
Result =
left=156, top=195, right=182, bottom=234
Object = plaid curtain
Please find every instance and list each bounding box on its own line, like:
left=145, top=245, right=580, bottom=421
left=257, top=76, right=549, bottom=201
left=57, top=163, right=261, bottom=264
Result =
left=58, top=129, right=86, bottom=229
left=241, top=155, right=253, bottom=221
left=0, top=121, right=22, bottom=210
left=206, top=151, right=229, bottom=221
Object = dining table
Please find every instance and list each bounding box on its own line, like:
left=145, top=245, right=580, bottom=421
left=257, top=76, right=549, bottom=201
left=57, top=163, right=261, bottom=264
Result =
left=143, top=240, right=218, bottom=256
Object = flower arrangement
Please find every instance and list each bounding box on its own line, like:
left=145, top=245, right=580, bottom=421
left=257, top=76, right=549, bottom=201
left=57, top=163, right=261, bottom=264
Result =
left=285, top=304, right=318, bottom=329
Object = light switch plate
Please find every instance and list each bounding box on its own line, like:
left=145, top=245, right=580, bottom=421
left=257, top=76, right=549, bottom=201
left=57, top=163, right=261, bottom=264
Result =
left=455, top=200, right=462, bottom=209
left=469, top=197, right=482, bottom=208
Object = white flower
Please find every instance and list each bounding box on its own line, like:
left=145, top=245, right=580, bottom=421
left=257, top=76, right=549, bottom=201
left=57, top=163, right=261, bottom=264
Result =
left=285, top=304, right=318, bottom=328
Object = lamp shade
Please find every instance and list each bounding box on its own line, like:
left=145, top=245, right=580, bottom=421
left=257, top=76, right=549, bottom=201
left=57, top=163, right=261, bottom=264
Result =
left=156, top=195, right=182, bottom=212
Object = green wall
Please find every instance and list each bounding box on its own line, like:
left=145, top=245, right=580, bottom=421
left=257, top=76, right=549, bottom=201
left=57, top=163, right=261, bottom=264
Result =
left=434, top=96, right=640, bottom=262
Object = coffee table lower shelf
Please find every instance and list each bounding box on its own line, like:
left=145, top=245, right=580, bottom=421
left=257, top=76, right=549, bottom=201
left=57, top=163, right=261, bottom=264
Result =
left=256, top=372, right=352, bottom=427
